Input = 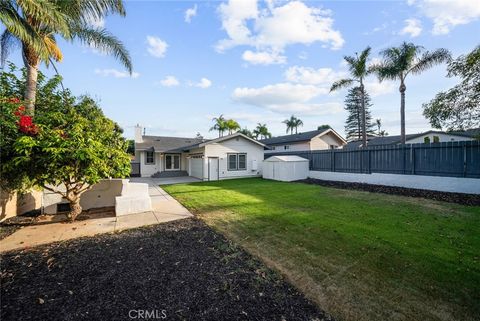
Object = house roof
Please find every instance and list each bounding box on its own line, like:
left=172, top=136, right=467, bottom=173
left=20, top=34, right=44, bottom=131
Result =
left=136, top=132, right=265, bottom=153
left=135, top=135, right=206, bottom=152
left=345, top=129, right=479, bottom=149
left=259, top=128, right=346, bottom=145
left=265, top=155, right=309, bottom=162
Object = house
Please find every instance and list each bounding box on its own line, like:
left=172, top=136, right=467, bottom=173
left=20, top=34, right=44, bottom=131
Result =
left=345, top=129, right=479, bottom=149
left=260, top=128, right=347, bottom=154
left=133, top=125, right=265, bottom=180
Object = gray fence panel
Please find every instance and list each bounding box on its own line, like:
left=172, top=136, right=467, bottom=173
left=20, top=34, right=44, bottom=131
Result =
left=263, top=141, right=480, bottom=178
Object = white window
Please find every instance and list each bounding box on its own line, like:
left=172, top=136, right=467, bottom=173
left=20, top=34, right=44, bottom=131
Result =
left=227, top=153, right=247, bottom=171
left=146, top=151, right=155, bottom=164
left=284, top=145, right=290, bottom=150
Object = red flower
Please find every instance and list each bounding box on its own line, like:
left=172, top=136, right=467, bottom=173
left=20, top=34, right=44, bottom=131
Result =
left=14, top=106, right=26, bottom=117
left=8, top=97, right=20, bottom=103
left=18, top=115, right=38, bottom=135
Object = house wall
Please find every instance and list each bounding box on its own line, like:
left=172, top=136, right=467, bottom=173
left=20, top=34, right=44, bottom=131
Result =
left=139, top=151, right=162, bottom=177
left=310, top=132, right=344, bottom=150
left=0, top=190, right=43, bottom=222
left=406, top=133, right=474, bottom=144
left=204, top=137, right=264, bottom=180
left=265, top=141, right=310, bottom=154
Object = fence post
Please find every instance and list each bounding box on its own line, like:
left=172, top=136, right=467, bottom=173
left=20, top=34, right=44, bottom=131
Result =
left=368, top=149, right=371, bottom=174
left=463, top=143, right=467, bottom=177
left=411, top=145, right=415, bottom=175
left=332, top=150, right=336, bottom=172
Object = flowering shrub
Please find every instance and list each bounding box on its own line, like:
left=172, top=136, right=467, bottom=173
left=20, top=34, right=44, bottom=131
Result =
left=9, top=101, right=39, bottom=135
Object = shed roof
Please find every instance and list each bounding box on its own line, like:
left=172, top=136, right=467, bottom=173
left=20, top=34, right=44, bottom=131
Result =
left=264, top=155, right=309, bottom=162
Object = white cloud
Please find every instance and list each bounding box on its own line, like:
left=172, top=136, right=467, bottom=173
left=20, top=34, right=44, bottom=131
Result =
left=365, top=81, right=395, bottom=97
left=159, top=75, right=180, bottom=87
left=146, top=36, right=168, bottom=58
left=216, top=0, right=344, bottom=65
left=400, top=18, right=422, bottom=37
left=185, top=4, right=197, bottom=23
left=242, top=50, right=286, bottom=65
left=191, top=78, right=212, bottom=89
left=94, top=69, right=140, bottom=79
left=408, top=0, right=480, bottom=35
left=285, top=66, right=346, bottom=85
left=232, top=83, right=340, bottom=115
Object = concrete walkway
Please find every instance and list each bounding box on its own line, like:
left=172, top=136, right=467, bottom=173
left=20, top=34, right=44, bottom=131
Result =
left=0, top=182, right=193, bottom=253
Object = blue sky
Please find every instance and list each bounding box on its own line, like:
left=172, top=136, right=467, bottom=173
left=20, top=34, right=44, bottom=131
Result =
left=5, top=0, right=479, bottom=139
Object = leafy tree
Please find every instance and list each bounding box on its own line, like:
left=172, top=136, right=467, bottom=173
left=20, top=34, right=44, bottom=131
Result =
left=253, top=123, right=271, bottom=139
left=317, top=124, right=331, bottom=130
left=126, top=139, right=135, bottom=155
left=375, top=118, right=388, bottom=137
left=422, top=46, right=480, bottom=130
left=283, top=115, right=303, bottom=134
left=239, top=127, right=254, bottom=139
left=210, top=114, right=227, bottom=137
left=374, top=42, right=451, bottom=144
left=225, top=119, right=240, bottom=135
left=331, top=47, right=373, bottom=147
left=0, top=0, right=132, bottom=113
left=1, top=65, right=130, bottom=221
left=344, top=87, right=375, bottom=140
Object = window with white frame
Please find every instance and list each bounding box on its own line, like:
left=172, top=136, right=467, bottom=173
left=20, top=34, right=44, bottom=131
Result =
left=227, top=153, right=247, bottom=171
left=146, top=151, right=155, bottom=164
left=284, top=145, right=290, bottom=150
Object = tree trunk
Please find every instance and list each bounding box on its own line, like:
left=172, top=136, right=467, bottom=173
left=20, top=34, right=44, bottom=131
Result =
left=23, top=45, right=40, bottom=114
left=360, top=83, right=367, bottom=148
left=67, top=196, right=82, bottom=222
left=399, top=81, right=406, bottom=144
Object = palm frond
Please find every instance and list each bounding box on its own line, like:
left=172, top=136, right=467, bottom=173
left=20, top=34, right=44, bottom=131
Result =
left=58, top=0, right=125, bottom=24
left=17, top=0, right=70, bottom=37
left=330, top=78, right=354, bottom=92
left=0, top=2, right=49, bottom=58
left=409, top=48, right=452, bottom=75
left=72, top=26, right=132, bottom=73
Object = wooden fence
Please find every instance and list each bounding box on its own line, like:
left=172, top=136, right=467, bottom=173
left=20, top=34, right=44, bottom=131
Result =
left=264, top=141, right=480, bottom=178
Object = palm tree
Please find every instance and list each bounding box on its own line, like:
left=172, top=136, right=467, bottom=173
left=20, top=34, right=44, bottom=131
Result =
left=283, top=115, right=303, bottom=134
left=0, top=0, right=132, bottom=113
left=239, top=127, right=254, bottom=139
left=330, top=46, right=372, bottom=148
left=253, top=123, right=271, bottom=139
left=225, top=119, right=240, bottom=135
left=373, top=42, right=451, bottom=144
left=210, top=114, right=227, bottom=137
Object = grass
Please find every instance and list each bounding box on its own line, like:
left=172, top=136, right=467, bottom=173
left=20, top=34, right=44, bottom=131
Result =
left=163, top=178, right=480, bottom=321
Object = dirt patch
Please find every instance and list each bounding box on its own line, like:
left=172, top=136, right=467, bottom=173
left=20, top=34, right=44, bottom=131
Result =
left=0, top=218, right=332, bottom=321
left=298, top=178, right=480, bottom=206
left=0, top=225, right=20, bottom=241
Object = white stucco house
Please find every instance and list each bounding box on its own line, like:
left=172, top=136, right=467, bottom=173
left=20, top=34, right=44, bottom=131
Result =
left=260, top=128, right=347, bottom=154
left=132, top=125, right=265, bottom=180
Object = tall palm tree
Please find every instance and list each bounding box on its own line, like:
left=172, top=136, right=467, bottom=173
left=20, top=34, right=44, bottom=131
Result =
left=225, top=119, right=240, bottom=135
left=0, top=0, right=132, bottom=113
left=330, top=46, right=372, bottom=148
left=283, top=115, right=303, bottom=134
left=253, top=123, right=271, bottom=139
left=374, top=42, right=451, bottom=144
left=209, top=114, right=227, bottom=137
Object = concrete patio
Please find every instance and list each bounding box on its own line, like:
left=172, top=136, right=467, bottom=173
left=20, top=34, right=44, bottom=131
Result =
left=0, top=183, right=193, bottom=253
left=130, top=176, right=202, bottom=186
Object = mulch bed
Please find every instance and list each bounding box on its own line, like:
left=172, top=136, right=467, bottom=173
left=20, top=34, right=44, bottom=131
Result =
left=299, top=178, right=480, bottom=206
left=0, top=218, right=332, bottom=321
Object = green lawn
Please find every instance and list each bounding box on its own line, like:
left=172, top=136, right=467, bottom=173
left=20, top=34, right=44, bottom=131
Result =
left=164, top=178, right=480, bottom=321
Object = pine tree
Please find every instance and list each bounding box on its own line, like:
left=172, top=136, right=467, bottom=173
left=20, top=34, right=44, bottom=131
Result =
left=344, top=87, right=375, bottom=140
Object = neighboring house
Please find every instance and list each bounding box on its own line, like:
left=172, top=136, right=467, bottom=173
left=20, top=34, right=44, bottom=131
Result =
left=133, top=125, right=265, bottom=180
left=345, top=129, right=479, bottom=149
left=260, top=128, right=347, bottom=154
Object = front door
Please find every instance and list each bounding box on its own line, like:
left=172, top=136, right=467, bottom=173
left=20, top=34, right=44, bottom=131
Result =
left=208, top=157, right=219, bottom=181
left=165, top=154, right=180, bottom=171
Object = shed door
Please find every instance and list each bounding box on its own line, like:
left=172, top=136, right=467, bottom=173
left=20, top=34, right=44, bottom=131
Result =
left=190, top=157, right=203, bottom=179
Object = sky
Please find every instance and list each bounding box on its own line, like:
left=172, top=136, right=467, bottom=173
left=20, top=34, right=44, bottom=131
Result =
left=4, top=0, right=479, bottom=139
